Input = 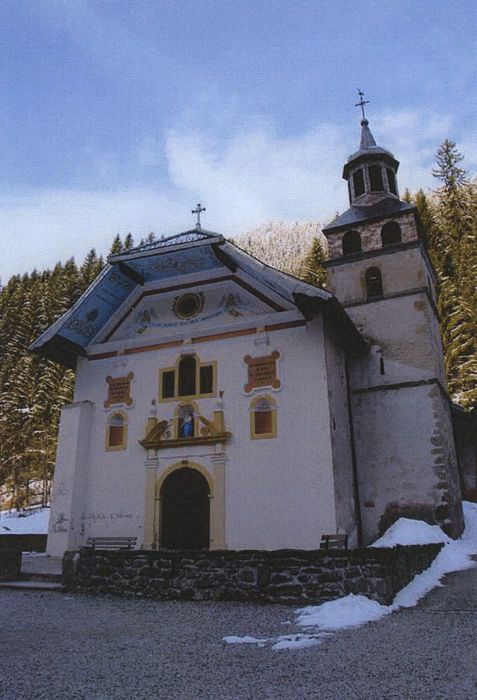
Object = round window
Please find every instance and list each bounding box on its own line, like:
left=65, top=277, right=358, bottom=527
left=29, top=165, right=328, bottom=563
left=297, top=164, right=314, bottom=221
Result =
left=173, top=292, right=204, bottom=319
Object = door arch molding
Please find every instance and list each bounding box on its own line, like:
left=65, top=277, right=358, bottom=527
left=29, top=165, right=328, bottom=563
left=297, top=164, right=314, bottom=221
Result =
left=155, top=460, right=214, bottom=498
left=152, top=461, right=225, bottom=551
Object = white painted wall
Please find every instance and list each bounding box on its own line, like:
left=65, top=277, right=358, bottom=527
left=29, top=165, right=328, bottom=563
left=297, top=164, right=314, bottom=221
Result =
left=48, top=299, right=343, bottom=555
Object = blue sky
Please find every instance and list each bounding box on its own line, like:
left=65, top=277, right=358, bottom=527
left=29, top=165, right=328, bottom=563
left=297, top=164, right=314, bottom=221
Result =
left=1, top=0, right=476, bottom=280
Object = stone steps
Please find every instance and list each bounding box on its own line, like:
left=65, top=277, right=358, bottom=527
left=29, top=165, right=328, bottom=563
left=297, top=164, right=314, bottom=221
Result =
left=0, top=579, right=66, bottom=592
left=20, top=572, right=63, bottom=583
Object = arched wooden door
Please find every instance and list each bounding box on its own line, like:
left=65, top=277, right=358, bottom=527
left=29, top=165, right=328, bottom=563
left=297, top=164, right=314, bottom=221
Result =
left=160, top=467, right=210, bottom=549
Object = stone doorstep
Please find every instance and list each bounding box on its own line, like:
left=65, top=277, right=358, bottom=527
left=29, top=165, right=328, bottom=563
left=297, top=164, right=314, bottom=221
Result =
left=20, top=572, right=63, bottom=584
left=21, top=554, right=63, bottom=577
left=0, top=580, right=66, bottom=592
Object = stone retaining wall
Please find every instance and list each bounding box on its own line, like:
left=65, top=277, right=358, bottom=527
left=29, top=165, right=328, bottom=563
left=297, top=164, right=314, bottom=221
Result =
left=0, top=534, right=47, bottom=553
left=64, top=544, right=443, bottom=605
left=0, top=545, right=22, bottom=581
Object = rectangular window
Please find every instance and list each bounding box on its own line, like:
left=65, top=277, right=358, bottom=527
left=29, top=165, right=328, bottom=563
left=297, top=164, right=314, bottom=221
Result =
left=254, top=411, right=272, bottom=435
left=353, top=169, right=365, bottom=198
left=109, top=426, right=124, bottom=447
left=369, top=165, right=384, bottom=192
left=386, top=168, right=397, bottom=195
left=161, top=370, right=175, bottom=399
left=200, top=365, right=213, bottom=395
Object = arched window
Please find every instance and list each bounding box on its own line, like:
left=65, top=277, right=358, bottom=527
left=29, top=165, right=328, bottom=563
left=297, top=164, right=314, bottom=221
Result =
left=178, top=355, right=197, bottom=397
left=342, top=230, right=362, bottom=256
left=369, top=165, right=384, bottom=192
left=381, top=221, right=402, bottom=246
left=365, top=267, right=383, bottom=300
left=250, top=395, right=277, bottom=440
left=106, top=412, right=127, bottom=450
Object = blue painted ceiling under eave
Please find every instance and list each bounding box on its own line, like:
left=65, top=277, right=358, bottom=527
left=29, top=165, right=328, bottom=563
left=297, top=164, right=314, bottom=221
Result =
left=57, top=245, right=224, bottom=348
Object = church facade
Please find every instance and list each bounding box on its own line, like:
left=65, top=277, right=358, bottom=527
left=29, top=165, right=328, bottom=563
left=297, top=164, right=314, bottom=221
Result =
left=32, top=116, right=464, bottom=557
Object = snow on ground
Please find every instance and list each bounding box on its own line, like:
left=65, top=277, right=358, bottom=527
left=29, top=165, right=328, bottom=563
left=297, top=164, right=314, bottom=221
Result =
left=0, top=506, right=50, bottom=534
left=369, top=517, right=451, bottom=547
left=223, top=502, right=477, bottom=650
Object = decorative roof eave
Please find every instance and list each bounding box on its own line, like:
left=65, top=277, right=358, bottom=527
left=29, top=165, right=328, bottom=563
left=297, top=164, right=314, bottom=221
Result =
left=324, top=297, right=369, bottom=356
left=30, top=228, right=366, bottom=368
left=293, top=292, right=368, bottom=357
left=107, top=230, right=225, bottom=264
left=29, top=263, right=115, bottom=356
left=342, top=150, right=399, bottom=180
left=30, top=335, right=86, bottom=370
left=218, top=240, right=332, bottom=306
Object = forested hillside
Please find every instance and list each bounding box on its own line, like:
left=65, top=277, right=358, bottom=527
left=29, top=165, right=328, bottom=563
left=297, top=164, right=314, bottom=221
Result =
left=0, top=141, right=475, bottom=508
left=405, top=141, right=477, bottom=408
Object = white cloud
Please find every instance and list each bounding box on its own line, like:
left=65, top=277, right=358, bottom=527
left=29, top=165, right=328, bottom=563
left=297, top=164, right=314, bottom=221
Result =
left=2, top=107, right=473, bottom=281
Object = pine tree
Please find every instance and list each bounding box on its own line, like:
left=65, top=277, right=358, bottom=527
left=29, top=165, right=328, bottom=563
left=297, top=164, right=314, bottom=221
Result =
left=109, top=234, right=123, bottom=255
left=80, top=248, right=104, bottom=287
left=410, top=140, right=477, bottom=409
left=123, top=233, right=135, bottom=250
left=300, top=236, right=328, bottom=287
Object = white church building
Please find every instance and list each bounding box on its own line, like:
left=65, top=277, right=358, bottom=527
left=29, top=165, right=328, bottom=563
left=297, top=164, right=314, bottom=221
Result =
left=32, top=115, right=464, bottom=557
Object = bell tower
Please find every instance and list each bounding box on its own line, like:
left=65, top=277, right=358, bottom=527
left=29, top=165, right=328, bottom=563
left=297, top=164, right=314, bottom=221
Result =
left=322, top=97, right=464, bottom=543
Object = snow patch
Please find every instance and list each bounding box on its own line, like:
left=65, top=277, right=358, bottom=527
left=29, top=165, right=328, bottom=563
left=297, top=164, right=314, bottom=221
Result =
left=223, top=636, right=268, bottom=646
left=223, top=502, right=477, bottom=651
left=296, top=594, right=390, bottom=631
left=369, top=517, right=451, bottom=548
left=0, top=507, right=50, bottom=534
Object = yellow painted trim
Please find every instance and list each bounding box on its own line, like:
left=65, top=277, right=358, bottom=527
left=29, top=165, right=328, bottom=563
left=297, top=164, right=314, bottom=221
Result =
left=146, top=460, right=226, bottom=551
left=105, top=410, right=128, bottom=451
left=154, top=461, right=213, bottom=550
left=158, top=355, right=217, bottom=403
left=249, top=394, right=278, bottom=440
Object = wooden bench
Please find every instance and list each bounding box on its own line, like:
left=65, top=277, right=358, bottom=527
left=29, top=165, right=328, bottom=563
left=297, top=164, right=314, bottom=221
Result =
left=83, top=537, right=137, bottom=551
left=320, top=534, right=348, bottom=550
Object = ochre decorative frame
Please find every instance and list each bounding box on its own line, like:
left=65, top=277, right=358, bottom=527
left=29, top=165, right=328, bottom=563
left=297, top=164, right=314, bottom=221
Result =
left=158, top=355, right=217, bottom=403
left=249, top=394, right=278, bottom=440
left=105, top=409, right=128, bottom=451
left=243, top=351, right=281, bottom=394
left=104, top=372, right=134, bottom=409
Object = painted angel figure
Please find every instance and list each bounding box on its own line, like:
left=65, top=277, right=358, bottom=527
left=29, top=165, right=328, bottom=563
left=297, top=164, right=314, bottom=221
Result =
left=218, top=292, right=255, bottom=317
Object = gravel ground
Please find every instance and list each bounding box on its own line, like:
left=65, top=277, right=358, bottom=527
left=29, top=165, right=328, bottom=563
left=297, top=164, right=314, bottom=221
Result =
left=1, top=566, right=476, bottom=700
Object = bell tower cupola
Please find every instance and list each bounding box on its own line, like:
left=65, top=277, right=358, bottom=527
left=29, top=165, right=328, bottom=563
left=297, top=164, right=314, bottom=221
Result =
left=323, top=92, right=422, bottom=263
left=344, top=93, right=400, bottom=207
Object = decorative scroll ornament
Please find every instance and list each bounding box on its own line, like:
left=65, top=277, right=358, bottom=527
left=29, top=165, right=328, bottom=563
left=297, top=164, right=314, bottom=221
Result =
left=243, top=351, right=281, bottom=394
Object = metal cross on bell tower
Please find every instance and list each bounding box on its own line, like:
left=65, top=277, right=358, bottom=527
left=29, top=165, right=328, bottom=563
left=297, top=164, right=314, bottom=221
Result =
left=191, top=203, right=206, bottom=229
left=355, top=90, right=370, bottom=120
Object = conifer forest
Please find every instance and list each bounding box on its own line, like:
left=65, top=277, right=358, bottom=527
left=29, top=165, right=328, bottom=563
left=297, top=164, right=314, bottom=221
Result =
left=0, top=141, right=476, bottom=509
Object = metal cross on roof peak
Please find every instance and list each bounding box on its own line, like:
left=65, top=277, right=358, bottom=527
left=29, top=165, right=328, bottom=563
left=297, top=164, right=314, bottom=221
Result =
left=355, top=90, right=370, bottom=120
left=192, top=203, right=206, bottom=228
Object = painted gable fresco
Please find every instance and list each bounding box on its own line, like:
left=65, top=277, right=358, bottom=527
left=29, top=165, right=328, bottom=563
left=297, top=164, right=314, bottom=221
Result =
left=108, top=281, right=275, bottom=342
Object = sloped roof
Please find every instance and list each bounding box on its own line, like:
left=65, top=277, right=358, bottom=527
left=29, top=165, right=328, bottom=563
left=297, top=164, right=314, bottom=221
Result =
left=30, top=227, right=366, bottom=367
left=323, top=199, right=415, bottom=233
left=120, top=228, right=221, bottom=254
